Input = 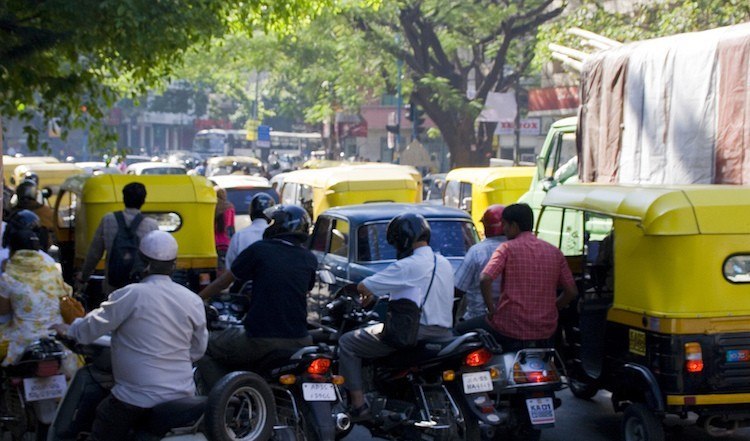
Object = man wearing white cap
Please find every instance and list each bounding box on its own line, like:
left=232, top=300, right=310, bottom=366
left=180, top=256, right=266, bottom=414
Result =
left=51, top=230, right=208, bottom=441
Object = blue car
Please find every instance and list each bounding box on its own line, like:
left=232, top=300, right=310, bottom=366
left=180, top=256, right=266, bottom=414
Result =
left=308, top=203, right=479, bottom=289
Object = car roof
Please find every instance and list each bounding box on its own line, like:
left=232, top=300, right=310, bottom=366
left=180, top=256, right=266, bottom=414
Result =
left=210, top=175, right=271, bottom=189
left=321, top=203, right=472, bottom=224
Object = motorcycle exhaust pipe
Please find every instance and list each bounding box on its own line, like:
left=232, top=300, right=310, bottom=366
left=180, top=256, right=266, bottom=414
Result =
left=335, top=412, right=352, bottom=432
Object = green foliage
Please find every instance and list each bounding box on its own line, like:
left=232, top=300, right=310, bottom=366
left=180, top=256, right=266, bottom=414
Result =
left=0, top=0, right=329, bottom=150
left=536, top=0, right=750, bottom=70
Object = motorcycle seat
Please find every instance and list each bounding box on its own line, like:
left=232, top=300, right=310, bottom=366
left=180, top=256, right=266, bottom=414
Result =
left=375, top=338, right=457, bottom=368
left=144, top=396, right=207, bottom=436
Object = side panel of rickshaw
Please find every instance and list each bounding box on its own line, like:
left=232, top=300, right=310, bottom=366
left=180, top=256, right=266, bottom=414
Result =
left=55, top=175, right=217, bottom=292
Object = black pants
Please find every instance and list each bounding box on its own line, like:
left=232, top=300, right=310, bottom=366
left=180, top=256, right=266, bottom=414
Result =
left=89, top=395, right=149, bottom=441
left=454, top=316, right=554, bottom=353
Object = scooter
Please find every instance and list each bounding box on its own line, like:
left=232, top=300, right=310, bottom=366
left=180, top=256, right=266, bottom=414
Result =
left=0, top=337, right=67, bottom=441
left=48, top=335, right=277, bottom=441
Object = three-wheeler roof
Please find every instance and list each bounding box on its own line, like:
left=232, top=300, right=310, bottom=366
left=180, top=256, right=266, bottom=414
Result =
left=282, top=165, right=418, bottom=192
left=542, top=184, right=750, bottom=235
left=62, top=174, right=216, bottom=204
left=206, top=156, right=262, bottom=166
left=446, top=166, right=535, bottom=190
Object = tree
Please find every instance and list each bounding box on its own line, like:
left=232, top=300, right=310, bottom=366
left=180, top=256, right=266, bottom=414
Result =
left=348, top=0, right=564, bottom=167
left=0, top=0, right=328, bottom=150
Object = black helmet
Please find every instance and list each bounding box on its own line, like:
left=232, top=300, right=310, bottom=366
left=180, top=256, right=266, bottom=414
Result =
left=386, top=213, right=431, bottom=259
left=15, top=179, right=38, bottom=202
left=249, top=193, right=275, bottom=220
left=3, top=209, right=44, bottom=252
left=23, top=171, right=39, bottom=185
left=262, top=204, right=311, bottom=242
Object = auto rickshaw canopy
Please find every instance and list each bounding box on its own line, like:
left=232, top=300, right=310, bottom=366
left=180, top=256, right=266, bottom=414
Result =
left=2, top=155, right=60, bottom=186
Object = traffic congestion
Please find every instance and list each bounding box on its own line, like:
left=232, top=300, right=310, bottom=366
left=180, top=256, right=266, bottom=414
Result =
left=3, top=4, right=750, bottom=441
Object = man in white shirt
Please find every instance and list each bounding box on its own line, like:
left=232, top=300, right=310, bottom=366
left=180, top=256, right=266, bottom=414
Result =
left=338, top=213, right=453, bottom=419
left=51, top=231, right=207, bottom=441
left=224, top=193, right=274, bottom=270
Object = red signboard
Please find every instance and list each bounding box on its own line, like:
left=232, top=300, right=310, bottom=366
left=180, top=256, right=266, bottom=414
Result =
left=528, top=87, right=580, bottom=112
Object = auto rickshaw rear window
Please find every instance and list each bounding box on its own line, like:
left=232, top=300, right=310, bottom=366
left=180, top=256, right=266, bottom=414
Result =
left=144, top=212, right=182, bottom=233
left=723, top=255, right=750, bottom=283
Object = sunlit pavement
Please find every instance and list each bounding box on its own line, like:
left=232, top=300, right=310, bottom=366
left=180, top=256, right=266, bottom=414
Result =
left=344, top=388, right=750, bottom=440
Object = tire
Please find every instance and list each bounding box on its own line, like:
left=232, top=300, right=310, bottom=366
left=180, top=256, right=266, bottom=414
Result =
left=205, top=371, right=276, bottom=441
left=569, top=378, right=599, bottom=400
left=622, top=403, right=665, bottom=441
left=34, top=422, right=49, bottom=441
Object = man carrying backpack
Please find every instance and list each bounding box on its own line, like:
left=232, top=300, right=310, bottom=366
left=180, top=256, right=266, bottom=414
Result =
left=77, top=182, right=158, bottom=301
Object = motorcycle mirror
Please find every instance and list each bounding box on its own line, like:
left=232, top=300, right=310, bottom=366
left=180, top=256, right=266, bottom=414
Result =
left=318, top=270, right=336, bottom=285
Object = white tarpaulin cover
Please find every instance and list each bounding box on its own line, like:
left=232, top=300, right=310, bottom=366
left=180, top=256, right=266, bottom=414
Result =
left=580, top=23, right=750, bottom=185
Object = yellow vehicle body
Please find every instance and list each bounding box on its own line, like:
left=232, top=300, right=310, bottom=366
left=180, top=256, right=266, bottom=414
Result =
left=541, top=184, right=750, bottom=430
left=13, top=163, right=85, bottom=207
left=444, top=167, right=534, bottom=235
left=2, top=155, right=60, bottom=186
left=55, top=174, right=217, bottom=273
left=352, top=163, right=424, bottom=203
left=206, top=156, right=263, bottom=177
left=280, top=165, right=420, bottom=219
left=301, top=159, right=350, bottom=169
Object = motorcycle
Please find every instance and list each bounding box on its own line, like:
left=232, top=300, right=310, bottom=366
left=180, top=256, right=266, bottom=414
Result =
left=204, top=294, right=352, bottom=441
left=311, top=280, right=502, bottom=441
left=49, top=334, right=278, bottom=441
left=0, top=337, right=67, bottom=441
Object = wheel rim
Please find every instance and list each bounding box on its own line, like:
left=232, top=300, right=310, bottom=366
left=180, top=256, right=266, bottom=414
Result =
left=624, top=417, right=646, bottom=441
left=223, top=385, right=269, bottom=440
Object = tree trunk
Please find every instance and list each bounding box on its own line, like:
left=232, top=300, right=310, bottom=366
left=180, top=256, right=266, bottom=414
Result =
left=443, top=117, right=494, bottom=168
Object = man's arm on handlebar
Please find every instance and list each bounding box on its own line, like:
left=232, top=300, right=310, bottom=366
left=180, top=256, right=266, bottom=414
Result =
left=480, top=273, right=495, bottom=315
left=199, top=271, right=235, bottom=300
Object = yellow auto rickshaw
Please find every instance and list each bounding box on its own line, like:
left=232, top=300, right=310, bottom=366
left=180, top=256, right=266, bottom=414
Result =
left=443, top=166, right=534, bottom=235
left=205, top=156, right=264, bottom=177
left=13, top=162, right=85, bottom=207
left=279, top=165, right=420, bottom=219
left=539, top=184, right=750, bottom=440
left=54, top=174, right=217, bottom=301
left=2, top=155, right=60, bottom=187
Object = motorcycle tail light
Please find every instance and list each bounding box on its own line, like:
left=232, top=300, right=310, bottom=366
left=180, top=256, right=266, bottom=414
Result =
left=489, top=367, right=500, bottom=379
left=307, top=358, right=331, bottom=375
left=279, top=375, right=296, bottom=385
left=35, top=360, right=60, bottom=377
left=465, top=348, right=492, bottom=367
left=442, top=370, right=456, bottom=381
left=685, top=342, right=704, bottom=373
left=332, top=375, right=345, bottom=385
left=512, top=363, right=560, bottom=384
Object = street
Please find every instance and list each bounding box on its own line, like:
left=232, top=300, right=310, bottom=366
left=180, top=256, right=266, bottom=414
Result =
left=344, top=388, right=750, bottom=440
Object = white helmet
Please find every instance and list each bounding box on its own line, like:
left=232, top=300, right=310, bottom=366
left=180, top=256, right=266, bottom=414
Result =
left=139, top=230, right=178, bottom=261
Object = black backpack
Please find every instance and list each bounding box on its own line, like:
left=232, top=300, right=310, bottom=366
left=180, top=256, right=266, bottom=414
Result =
left=107, top=211, right=145, bottom=289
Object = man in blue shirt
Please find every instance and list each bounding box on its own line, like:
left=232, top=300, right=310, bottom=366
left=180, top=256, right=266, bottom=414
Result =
left=196, top=205, right=317, bottom=389
left=454, top=205, right=506, bottom=334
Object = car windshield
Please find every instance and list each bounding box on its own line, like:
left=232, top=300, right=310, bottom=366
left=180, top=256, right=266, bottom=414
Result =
left=356, top=220, right=476, bottom=262
left=225, top=188, right=279, bottom=215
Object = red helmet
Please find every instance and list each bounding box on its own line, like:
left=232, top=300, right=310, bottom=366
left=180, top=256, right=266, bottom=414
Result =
left=481, top=205, right=505, bottom=237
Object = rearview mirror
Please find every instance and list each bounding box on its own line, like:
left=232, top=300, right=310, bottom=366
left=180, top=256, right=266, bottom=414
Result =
left=460, top=196, right=472, bottom=213
left=318, top=270, right=336, bottom=285
left=41, top=188, right=52, bottom=199
left=542, top=178, right=557, bottom=192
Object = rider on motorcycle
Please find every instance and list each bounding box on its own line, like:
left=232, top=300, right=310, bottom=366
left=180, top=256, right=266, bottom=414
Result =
left=10, top=179, right=55, bottom=250
left=338, top=213, right=454, bottom=420
left=50, top=231, right=208, bottom=441
left=0, top=210, right=67, bottom=365
left=224, top=192, right=274, bottom=270
left=196, top=204, right=318, bottom=390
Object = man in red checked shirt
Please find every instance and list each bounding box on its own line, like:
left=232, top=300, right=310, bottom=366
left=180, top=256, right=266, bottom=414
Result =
left=478, top=203, right=578, bottom=351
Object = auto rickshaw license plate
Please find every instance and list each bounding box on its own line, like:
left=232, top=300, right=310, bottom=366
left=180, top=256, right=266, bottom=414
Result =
left=629, top=329, right=646, bottom=356
left=23, top=374, right=67, bottom=402
left=302, top=383, right=336, bottom=401
left=526, top=397, right=555, bottom=425
left=462, top=371, right=493, bottom=394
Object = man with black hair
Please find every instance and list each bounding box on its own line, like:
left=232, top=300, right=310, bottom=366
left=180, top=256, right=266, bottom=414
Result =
left=78, top=182, right=158, bottom=295
left=478, top=203, right=578, bottom=351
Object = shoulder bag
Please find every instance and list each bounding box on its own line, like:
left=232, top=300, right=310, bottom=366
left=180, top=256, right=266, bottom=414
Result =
left=382, top=253, right=437, bottom=349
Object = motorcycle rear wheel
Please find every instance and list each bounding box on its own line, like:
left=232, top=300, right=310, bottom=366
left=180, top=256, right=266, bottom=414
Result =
left=205, top=371, right=276, bottom=441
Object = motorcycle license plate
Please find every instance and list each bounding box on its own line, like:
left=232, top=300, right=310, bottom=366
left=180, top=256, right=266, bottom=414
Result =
left=526, top=397, right=555, bottom=426
left=302, top=383, right=336, bottom=401
left=462, top=371, right=493, bottom=394
left=23, top=374, right=67, bottom=402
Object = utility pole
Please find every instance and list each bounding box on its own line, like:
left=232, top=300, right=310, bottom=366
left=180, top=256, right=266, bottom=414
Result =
left=396, top=57, right=403, bottom=152
left=513, top=80, right=521, bottom=166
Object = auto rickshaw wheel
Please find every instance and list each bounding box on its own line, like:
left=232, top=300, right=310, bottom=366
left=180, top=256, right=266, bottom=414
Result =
left=569, top=378, right=598, bottom=400
left=622, top=403, right=664, bottom=441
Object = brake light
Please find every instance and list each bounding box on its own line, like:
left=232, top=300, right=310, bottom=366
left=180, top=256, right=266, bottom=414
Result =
left=512, top=363, right=560, bottom=384
left=35, top=360, right=60, bottom=377
left=307, top=358, right=331, bottom=375
left=465, top=349, right=492, bottom=367
left=685, top=342, right=704, bottom=373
